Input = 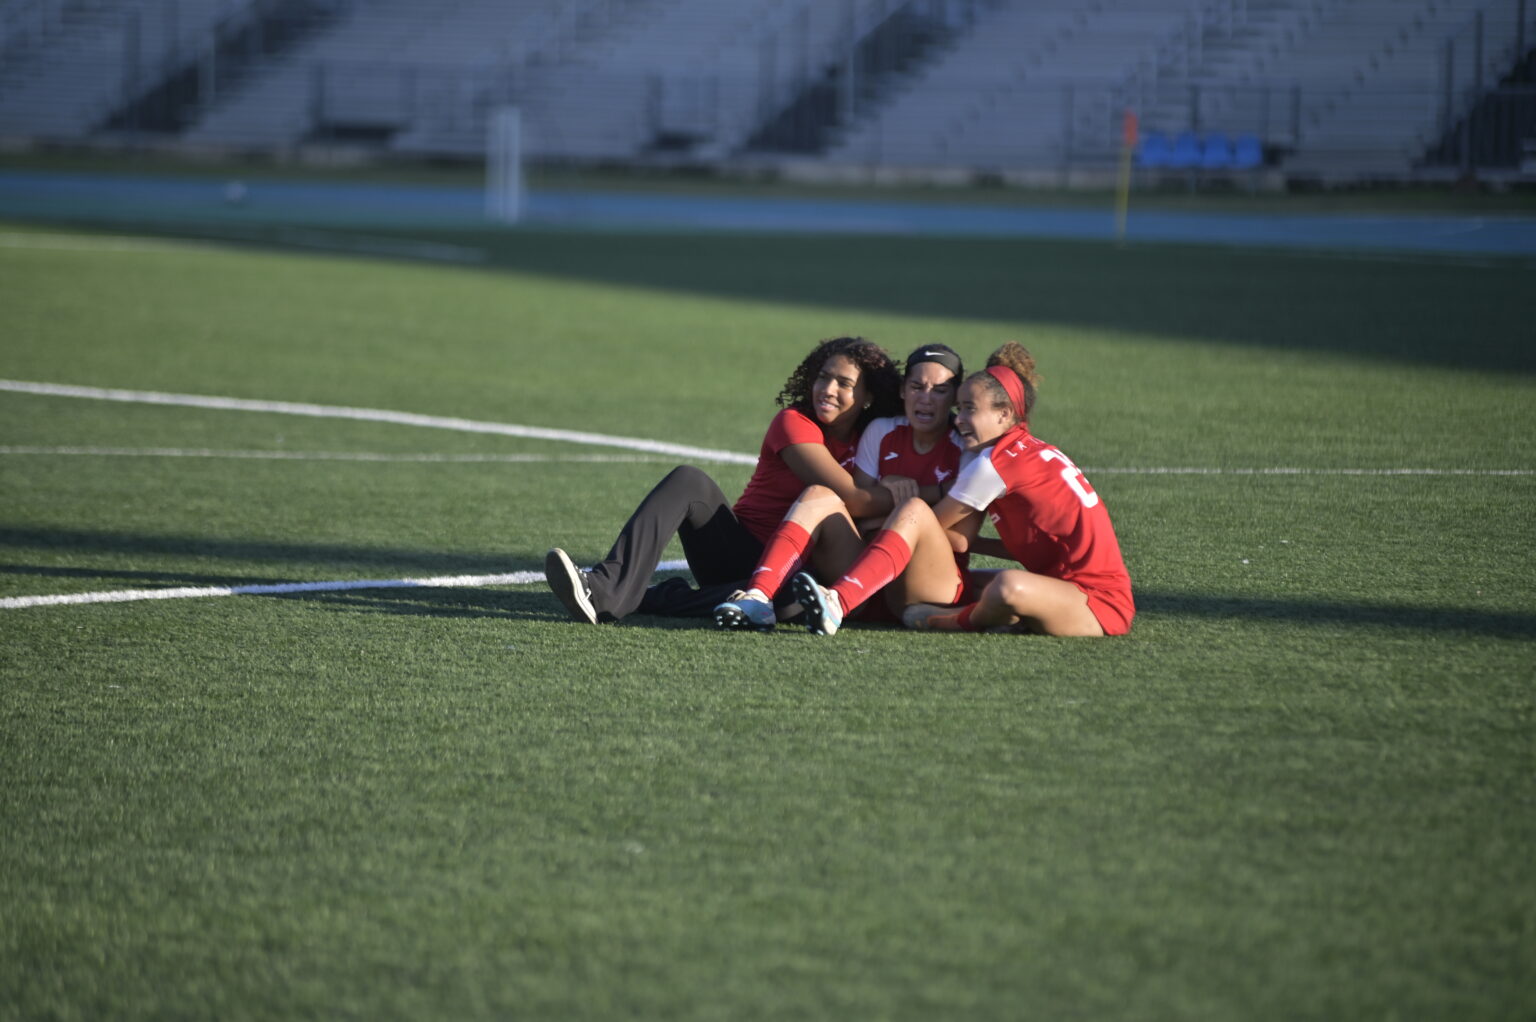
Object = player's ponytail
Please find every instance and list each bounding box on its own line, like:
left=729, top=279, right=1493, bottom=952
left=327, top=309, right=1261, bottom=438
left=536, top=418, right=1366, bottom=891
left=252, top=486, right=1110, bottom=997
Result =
left=981, top=342, right=1040, bottom=423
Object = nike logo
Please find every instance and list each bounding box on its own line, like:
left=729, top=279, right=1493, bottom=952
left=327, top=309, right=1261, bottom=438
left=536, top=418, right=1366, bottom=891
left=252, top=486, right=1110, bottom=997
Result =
left=935, top=468, right=952, bottom=482
left=921, top=349, right=941, bottom=357
left=844, top=578, right=865, bottom=590
left=883, top=451, right=899, bottom=461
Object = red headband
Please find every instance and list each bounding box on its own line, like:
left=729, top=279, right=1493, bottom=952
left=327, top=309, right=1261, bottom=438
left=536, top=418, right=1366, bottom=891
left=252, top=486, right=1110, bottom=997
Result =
left=985, top=365, right=1027, bottom=421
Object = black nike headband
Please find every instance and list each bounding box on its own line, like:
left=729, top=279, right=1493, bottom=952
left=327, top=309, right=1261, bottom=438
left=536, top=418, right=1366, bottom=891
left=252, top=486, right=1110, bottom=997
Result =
left=904, top=344, right=964, bottom=380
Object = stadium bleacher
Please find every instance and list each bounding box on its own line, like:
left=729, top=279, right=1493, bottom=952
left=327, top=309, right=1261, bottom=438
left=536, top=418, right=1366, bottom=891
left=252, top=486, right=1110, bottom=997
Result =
left=0, top=0, right=1531, bottom=184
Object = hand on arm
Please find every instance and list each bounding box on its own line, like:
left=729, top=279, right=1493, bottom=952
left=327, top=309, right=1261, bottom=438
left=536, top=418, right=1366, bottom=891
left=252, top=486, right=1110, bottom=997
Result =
left=782, top=444, right=894, bottom=519
left=933, top=495, right=984, bottom=555
left=878, top=474, right=919, bottom=506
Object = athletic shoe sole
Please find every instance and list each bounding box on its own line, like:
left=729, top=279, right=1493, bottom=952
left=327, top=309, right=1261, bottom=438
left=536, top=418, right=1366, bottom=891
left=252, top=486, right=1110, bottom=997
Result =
left=790, top=571, right=841, bottom=636
left=545, top=548, right=598, bottom=625
left=713, top=602, right=775, bottom=632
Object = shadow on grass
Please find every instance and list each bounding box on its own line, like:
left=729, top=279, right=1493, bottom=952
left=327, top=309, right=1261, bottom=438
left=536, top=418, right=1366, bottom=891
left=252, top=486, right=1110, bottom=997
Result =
left=8, top=527, right=1533, bottom=638
left=291, top=584, right=1536, bottom=640
left=0, top=526, right=523, bottom=575
left=31, top=218, right=1536, bottom=375
left=0, top=563, right=300, bottom=588
left=449, top=231, right=1536, bottom=375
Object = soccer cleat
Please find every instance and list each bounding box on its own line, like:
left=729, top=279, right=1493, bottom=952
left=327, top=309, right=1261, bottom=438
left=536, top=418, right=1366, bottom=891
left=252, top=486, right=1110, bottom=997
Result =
left=901, top=603, right=962, bottom=631
left=790, top=571, right=843, bottom=636
left=545, top=548, right=599, bottom=625
left=713, top=590, right=776, bottom=632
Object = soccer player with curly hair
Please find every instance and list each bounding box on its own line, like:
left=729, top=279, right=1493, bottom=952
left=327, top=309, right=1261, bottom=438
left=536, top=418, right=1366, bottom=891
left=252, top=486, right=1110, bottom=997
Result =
left=712, top=342, right=967, bottom=632
left=545, top=336, right=903, bottom=624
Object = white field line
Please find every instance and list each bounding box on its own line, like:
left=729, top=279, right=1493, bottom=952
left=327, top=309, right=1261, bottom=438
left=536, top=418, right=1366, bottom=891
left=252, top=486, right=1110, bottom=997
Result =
left=0, top=446, right=681, bottom=464
left=1087, top=466, right=1536, bottom=477
left=0, top=560, right=691, bottom=610
left=0, top=444, right=1530, bottom=476
left=0, top=380, right=758, bottom=465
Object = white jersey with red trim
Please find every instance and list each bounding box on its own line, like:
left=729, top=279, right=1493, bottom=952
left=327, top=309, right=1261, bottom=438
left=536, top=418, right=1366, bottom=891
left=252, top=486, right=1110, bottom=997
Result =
left=853, top=416, right=964, bottom=488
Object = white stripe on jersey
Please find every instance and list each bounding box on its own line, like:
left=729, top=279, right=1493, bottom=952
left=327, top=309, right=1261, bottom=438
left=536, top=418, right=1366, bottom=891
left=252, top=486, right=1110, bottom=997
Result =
left=853, top=415, right=905, bottom=477
left=947, top=445, right=1007, bottom=511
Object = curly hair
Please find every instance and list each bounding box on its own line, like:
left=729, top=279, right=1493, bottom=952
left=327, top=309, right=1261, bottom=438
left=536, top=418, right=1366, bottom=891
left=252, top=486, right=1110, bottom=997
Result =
left=776, top=337, right=902, bottom=429
left=970, top=341, right=1042, bottom=423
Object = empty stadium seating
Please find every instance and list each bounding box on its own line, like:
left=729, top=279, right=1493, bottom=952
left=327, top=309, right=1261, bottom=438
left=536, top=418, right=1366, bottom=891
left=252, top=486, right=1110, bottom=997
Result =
left=1, top=0, right=1530, bottom=183
left=0, top=0, right=265, bottom=138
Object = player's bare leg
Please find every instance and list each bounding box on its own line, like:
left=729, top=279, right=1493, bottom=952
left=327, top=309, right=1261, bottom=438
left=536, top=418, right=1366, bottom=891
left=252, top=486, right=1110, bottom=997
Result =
left=866, top=498, right=965, bottom=613
left=907, top=569, right=1102, bottom=636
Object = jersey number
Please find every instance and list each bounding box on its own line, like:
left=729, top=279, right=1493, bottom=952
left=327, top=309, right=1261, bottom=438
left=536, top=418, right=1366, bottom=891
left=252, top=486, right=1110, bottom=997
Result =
left=1040, top=449, right=1099, bottom=508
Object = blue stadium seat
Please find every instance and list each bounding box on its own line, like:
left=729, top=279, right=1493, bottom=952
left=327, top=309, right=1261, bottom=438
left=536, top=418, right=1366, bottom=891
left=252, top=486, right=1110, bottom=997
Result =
left=1232, top=133, right=1264, bottom=169
left=1169, top=131, right=1202, bottom=169
left=1200, top=132, right=1235, bottom=170
left=1137, top=131, right=1171, bottom=168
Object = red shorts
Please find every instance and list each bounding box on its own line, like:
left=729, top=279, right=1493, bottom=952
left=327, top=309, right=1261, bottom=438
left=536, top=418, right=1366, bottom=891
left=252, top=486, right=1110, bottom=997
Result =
left=1082, top=586, right=1135, bottom=636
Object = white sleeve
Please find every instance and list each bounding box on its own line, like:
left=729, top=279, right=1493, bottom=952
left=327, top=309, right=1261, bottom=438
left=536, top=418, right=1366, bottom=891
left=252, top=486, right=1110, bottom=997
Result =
left=854, top=417, right=900, bottom=478
left=946, top=447, right=1006, bottom=511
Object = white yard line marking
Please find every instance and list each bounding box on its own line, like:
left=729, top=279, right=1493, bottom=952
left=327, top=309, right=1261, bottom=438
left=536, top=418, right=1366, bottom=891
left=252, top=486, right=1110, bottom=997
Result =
left=0, top=445, right=1528, bottom=476
left=0, top=560, right=692, bottom=610
left=0, top=380, right=758, bottom=465
left=1086, top=466, right=1536, bottom=477
left=0, top=446, right=681, bottom=464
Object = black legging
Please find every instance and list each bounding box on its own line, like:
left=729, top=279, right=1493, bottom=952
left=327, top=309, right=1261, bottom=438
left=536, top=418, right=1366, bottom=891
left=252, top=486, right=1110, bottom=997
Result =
left=588, top=465, right=764, bottom=620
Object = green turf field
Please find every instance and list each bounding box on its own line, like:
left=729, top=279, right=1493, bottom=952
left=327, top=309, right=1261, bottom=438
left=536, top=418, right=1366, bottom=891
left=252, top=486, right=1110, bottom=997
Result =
left=2, top=216, right=1534, bottom=1019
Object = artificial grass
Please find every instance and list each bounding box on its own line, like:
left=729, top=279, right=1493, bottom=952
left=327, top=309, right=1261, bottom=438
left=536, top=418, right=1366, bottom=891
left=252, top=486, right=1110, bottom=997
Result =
left=1, top=218, right=1533, bottom=1019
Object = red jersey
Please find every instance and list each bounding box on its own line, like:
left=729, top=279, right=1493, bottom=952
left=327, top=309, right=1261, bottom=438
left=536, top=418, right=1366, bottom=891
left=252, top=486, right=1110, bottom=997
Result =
left=733, top=408, right=859, bottom=544
left=853, top=416, right=964, bottom=488
left=947, top=425, right=1134, bottom=634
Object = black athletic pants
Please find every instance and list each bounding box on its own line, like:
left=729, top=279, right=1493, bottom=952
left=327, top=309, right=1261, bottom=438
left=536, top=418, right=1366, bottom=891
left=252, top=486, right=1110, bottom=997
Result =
left=587, top=465, right=764, bottom=620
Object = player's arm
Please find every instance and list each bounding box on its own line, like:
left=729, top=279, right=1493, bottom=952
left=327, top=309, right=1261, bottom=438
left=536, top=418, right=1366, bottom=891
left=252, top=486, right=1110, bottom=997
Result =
left=932, top=495, right=986, bottom=555
left=914, top=481, right=945, bottom=505
left=781, top=443, right=895, bottom=519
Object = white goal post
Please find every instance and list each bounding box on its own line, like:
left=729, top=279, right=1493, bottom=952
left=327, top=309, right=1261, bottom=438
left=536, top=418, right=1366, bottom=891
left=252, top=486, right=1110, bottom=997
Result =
left=486, top=106, right=524, bottom=224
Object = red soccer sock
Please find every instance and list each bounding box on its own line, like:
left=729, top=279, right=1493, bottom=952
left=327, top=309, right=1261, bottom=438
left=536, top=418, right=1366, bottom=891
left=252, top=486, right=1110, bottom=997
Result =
left=954, top=602, right=980, bottom=632
left=749, top=520, right=812, bottom=599
left=831, top=530, right=912, bottom=615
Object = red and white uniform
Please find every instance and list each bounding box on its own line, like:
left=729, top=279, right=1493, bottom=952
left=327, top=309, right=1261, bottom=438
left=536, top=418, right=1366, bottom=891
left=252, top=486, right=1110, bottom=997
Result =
left=853, top=416, right=964, bottom=489
left=947, top=425, right=1134, bottom=635
left=733, top=408, right=859, bottom=544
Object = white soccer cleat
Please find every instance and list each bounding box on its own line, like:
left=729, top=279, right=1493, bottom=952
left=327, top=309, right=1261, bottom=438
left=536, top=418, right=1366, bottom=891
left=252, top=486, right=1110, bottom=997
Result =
left=713, top=589, right=776, bottom=632
left=790, top=572, right=843, bottom=636
left=901, top=603, right=958, bottom=631
left=545, top=548, right=599, bottom=625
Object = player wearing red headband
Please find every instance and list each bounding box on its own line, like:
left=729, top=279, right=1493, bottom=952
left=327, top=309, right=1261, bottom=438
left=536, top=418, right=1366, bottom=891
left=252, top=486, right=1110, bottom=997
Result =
left=790, top=342, right=1134, bottom=637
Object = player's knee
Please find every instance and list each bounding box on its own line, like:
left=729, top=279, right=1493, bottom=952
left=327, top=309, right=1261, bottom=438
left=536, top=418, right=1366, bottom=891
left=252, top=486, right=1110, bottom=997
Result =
left=661, top=464, right=718, bottom=498
left=886, top=495, right=934, bottom=529
left=989, top=570, right=1037, bottom=612
left=795, top=484, right=841, bottom=510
